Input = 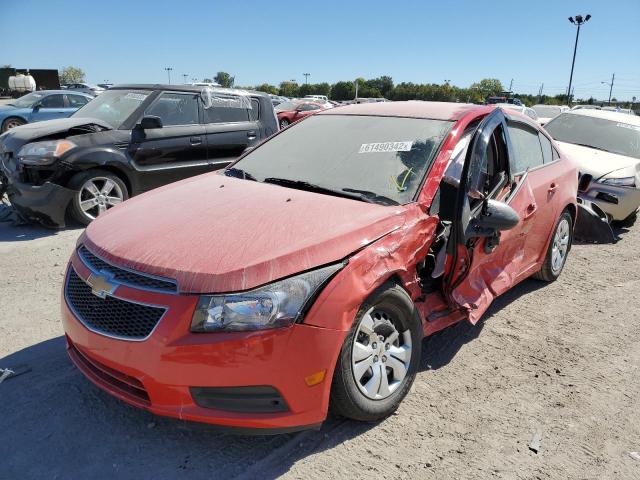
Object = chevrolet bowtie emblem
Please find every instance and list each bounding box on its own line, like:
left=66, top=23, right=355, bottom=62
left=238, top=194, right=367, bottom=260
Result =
left=86, top=270, right=118, bottom=299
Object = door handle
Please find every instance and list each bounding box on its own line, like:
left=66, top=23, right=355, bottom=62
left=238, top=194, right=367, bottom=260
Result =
left=247, top=131, right=257, bottom=140
left=548, top=183, right=558, bottom=194
left=524, top=203, right=537, bottom=220
left=190, top=136, right=202, bottom=145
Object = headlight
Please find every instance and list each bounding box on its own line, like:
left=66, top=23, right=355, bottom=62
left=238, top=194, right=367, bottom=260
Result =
left=191, top=263, right=343, bottom=332
left=17, top=140, right=77, bottom=165
left=598, top=176, right=636, bottom=187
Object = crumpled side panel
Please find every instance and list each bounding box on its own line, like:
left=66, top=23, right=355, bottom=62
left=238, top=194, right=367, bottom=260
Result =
left=304, top=205, right=439, bottom=332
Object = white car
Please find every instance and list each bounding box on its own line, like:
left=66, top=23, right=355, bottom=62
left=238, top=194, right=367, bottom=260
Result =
left=494, top=103, right=538, bottom=121
left=304, top=94, right=328, bottom=102
left=62, top=83, right=105, bottom=96
left=531, top=104, right=569, bottom=125
left=545, top=109, right=640, bottom=224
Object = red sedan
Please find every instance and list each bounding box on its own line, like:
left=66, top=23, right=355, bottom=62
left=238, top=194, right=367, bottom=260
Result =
left=275, top=100, right=326, bottom=129
left=62, top=102, right=577, bottom=433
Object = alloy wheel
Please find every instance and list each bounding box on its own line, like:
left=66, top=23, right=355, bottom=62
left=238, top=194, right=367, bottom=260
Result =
left=351, top=307, right=412, bottom=400
left=551, top=217, right=570, bottom=274
left=4, top=119, right=24, bottom=130
left=78, top=177, right=124, bottom=220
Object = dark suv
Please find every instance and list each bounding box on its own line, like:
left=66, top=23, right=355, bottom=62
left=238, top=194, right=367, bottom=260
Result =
left=0, top=84, right=277, bottom=227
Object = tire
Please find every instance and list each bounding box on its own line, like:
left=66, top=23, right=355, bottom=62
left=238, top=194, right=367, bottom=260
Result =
left=1, top=117, right=26, bottom=133
left=533, top=210, right=573, bottom=282
left=279, top=118, right=290, bottom=129
left=68, top=170, right=128, bottom=225
left=330, top=282, right=422, bottom=422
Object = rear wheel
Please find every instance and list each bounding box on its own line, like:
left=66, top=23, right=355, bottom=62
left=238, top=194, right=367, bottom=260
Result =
left=68, top=170, right=128, bottom=225
left=330, top=283, right=422, bottom=422
left=279, top=118, right=290, bottom=129
left=1, top=117, right=26, bottom=132
left=534, top=210, right=573, bottom=282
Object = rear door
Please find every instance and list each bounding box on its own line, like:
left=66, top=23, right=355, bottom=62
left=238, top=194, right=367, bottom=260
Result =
left=129, top=91, right=208, bottom=191
left=201, top=94, right=259, bottom=170
left=444, top=109, right=537, bottom=324
left=506, top=121, right=561, bottom=271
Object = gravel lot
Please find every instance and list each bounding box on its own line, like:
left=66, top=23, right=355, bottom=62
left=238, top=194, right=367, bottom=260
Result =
left=1, top=217, right=639, bottom=479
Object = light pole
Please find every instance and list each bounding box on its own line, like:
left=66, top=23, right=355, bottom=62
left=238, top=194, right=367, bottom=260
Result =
left=164, top=67, right=173, bottom=84
left=182, top=73, right=189, bottom=84
left=566, top=14, right=591, bottom=105
left=601, top=73, right=615, bottom=104
left=303, top=73, right=310, bottom=84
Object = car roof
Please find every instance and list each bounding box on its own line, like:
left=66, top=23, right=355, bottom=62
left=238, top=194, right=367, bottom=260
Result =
left=25, top=90, right=92, bottom=96
left=319, top=101, right=493, bottom=121
left=564, top=108, right=640, bottom=126
left=111, top=84, right=269, bottom=98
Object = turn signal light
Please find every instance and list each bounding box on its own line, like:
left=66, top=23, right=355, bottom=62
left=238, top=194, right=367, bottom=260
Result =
left=304, top=369, right=326, bottom=386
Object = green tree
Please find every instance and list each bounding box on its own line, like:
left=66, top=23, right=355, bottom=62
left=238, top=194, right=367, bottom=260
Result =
left=366, top=76, right=394, bottom=98
left=214, top=71, right=234, bottom=88
left=59, top=66, right=86, bottom=84
left=254, top=83, right=278, bottom=95
left=330, top=81, right=356, bottom=101
left=279, top=81, right=299, bottom=98
left=469, top=78, right=503, bottom=100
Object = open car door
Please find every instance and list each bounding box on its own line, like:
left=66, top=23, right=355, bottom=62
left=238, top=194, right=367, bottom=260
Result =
left=441, top=109, right=538, bottom=324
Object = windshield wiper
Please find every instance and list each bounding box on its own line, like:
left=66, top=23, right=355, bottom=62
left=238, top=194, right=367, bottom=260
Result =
left=263, top=177, right=398, bottom=205
left=342, top=188, right=400, bottom=206
left=225, top=167, right=257, bottom=181
left=571, top=143, right=612, bottom=153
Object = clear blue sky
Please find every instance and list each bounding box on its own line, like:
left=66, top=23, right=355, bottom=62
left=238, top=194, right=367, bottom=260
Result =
left=2, top=0, right=639, bottom=100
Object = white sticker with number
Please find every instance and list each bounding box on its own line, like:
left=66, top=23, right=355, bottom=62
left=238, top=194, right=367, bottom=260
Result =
left=617, top=122, right=640, bottom=132
left=359, top=141, right=413, bottom=154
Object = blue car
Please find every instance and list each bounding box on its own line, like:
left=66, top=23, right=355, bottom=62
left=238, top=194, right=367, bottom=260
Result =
left=0, top=90, right=93, bottom=133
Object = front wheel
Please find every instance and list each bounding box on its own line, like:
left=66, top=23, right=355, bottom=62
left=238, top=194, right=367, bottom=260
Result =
left=1, top=117, right=26, bottom=132
left=68, top=170, right=128, bottom=225
left=534, top=210, right=573, bottom=282
left=279, top=118, right=290, bottom=129
left=330, top=283, right=422, bottom=422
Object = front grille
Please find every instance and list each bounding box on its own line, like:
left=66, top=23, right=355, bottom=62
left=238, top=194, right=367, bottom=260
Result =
left=78, top=246, right=177, bottom=293
left=65, top=268, right=166, bottom=340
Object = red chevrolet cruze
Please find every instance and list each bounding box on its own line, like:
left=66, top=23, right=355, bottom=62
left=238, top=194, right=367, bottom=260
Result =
left=62, top=101, right=577, bottom=433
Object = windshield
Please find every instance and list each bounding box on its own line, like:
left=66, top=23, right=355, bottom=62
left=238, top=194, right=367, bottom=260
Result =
left=229, top=115, right=452, bottom=205
left=532, top=105, right=562, bottom=117
left=71, top=89, right=150, bottom=128
left=8, top=92, right=46, bottom=108
left=545, top=113, right=640, bottom=160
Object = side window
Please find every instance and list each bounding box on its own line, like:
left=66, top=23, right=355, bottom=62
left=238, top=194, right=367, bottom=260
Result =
left=67, top=94, right=88, bottom=108
left=249, top=98, right=260, bottom=121
left=145, top=93, right=199, bottom=126
left=539, top=133, right=554, bottom=164
left=507, top=123, right=544, bottom=173
left=466, top=124, right=509, bottom=205
left=203, top=104, right=250, bottom=124
left=299, top=104, right=320, bottom=112
left=40, top=94, right=65, bottom=108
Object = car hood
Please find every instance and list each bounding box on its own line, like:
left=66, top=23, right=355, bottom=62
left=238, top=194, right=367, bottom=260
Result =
left=555, top=141, right=640, bottom=179
left=0, top=116, right=112, bottom=153
left=82, top=174, right=408, bottom=293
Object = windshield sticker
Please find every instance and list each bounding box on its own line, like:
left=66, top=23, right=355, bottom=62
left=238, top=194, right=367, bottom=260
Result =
left=359, top=141, right=413, bottom=154
left=616, top=122, right=640, bottom=132
left=124, top=93, right=148, bottom=101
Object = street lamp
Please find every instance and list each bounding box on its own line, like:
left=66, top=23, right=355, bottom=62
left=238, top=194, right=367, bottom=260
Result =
left=303, top=73, right=310, bottom=85
left=164, top=67, right=173, bottom=84
left=565, top=14, right=591, bottom=105
left=601, top=73, right=615, bottom=104
left=182, top=73, right=189, bottom=84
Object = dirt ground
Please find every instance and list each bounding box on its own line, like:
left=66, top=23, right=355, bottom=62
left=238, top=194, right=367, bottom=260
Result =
left=1, top=216, right=639, bottom=480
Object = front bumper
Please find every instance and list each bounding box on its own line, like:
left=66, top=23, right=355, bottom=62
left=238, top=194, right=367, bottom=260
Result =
left=61, top=251, right=347, bottom=432
left=1, top=156, right=73, bottom=227
left=579, top=182, right=640, bottom=222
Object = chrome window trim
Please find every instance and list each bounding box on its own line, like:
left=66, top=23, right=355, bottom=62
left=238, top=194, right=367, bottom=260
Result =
left=78, top=245, right=178, bottom=294
left=65, top=265, right=168, bottom=342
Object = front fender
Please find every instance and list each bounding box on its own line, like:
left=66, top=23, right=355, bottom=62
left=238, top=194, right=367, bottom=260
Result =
left=304, top=205, right=439, bottom=332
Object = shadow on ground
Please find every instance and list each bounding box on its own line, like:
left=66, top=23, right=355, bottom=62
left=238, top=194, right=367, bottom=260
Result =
left=0, top=278, right=548, bottom=479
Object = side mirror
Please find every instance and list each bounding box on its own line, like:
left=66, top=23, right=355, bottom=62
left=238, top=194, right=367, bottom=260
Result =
left=469, top=199, right=520, bottom=237
left=32, top=103, right=41, bottom=111
left=140, top=115, right=163, bottom=129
